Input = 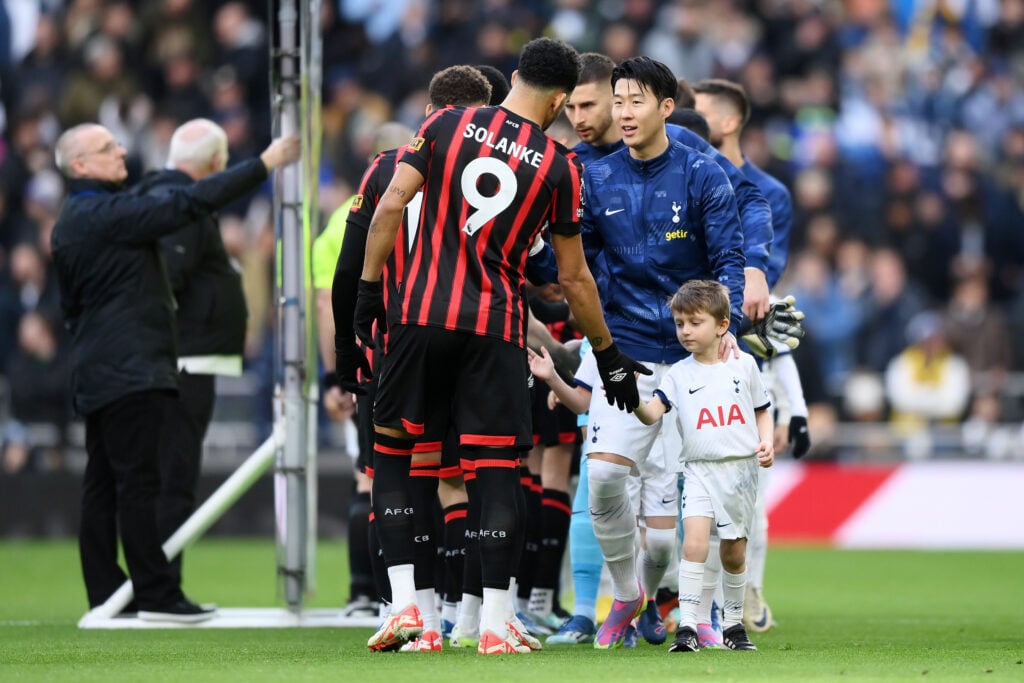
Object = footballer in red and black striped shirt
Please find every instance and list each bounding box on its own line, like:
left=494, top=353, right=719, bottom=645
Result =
left=357, top=39, right=647, bottom=651
left=391, top=102, right=583, bottom=347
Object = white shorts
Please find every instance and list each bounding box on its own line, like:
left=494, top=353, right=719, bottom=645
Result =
left=627, top=420, right=683, bottom=519
left=587, top=361, right=669, bottom=468
left=680, top=458, right=759, bottom=540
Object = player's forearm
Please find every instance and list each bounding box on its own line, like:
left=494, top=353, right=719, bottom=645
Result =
left=559, top=273, right=610, bottom=351
left=361, top=200, right=403, bottom=281
left=545, top=373, right=589, bottom=415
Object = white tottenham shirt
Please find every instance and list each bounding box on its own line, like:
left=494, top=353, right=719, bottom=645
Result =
left=653, top=352, right=770, bottom=466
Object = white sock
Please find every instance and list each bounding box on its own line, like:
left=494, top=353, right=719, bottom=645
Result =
left=507, top=577, right=519, bottom=618
left=441, top=600, right=458, bottom=626
left=588, top=460, right=639, bottom=601
left=639, top=527, right=676, bottom=599
left=699, top=538, right=721, bottom=624
left=481, top=587, right=509, bottom=638
left=387, top=564, right=416, bottom=612
left=416, top=587, right=440, bottom=632
left=722, top=569, right=746, bottom=629
left=677, top=559, right=703, bottom=631
left=455, top=593, right=481, bottom=636
left=747, top=473, right=770, bottom=589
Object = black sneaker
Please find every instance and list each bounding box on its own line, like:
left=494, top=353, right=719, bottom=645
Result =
left=722, top=623, right=757, bottom=650
left=668, top=626, right=699, bottom=652
left=138, top=598, right=216, bottom=624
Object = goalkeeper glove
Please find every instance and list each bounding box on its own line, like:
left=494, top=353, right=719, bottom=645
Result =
left=741, top=295, right=805, bottom=359
left=353, top=279, right=387, bottom=348
left=789, top=415, right=811, bottom=458
left=593, top=342, right=652, bottom=412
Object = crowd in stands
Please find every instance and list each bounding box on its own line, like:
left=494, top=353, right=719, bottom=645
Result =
left=2, top=0, right=1024, bottom=472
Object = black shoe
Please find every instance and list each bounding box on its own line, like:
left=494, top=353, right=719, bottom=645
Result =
left=115, top=600, right=140, bottom=618
left=668, top=626, right=699, bottom=652
left=138, top=598, right=216, bottom=624
left=722, top=623, right=757, bottom=650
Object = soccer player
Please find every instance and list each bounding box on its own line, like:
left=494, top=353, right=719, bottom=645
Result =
left=334, top=66, right=493, bottom=652
left=632, top=280, right=774, bottom=653
left=694, top=78, right=811, bottom=635
left=354, top=38, right=647, bottom=655
left=580, top=56, right=745, bottom=649
left=314, top=122, right=414, bottom=619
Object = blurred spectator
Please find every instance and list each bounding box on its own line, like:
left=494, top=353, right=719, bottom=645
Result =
left=885, top=311, right=971, bottom=457
left=2, top=310, right=70, bottom=474
left=943, top=271, right=1011, bottom=397
left=856, top=247, right=927, bottom=374
left=58, top=33, right=138, bottom=128
left=0, top=241, right=61, bottom=368
left=785, top=249, right=862, bottom=397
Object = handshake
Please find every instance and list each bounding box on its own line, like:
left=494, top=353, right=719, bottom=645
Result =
left=740, top=295, right=805, bottom=359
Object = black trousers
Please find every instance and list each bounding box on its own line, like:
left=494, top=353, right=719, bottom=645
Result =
left=157, top=370, right=216, bottom=584
left=80, top=390, right=182, bottom=610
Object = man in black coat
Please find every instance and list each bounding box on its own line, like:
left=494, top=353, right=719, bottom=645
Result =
left=51, top=122, right=299, bottom=622
left=133, top=119, right=249, bottom=586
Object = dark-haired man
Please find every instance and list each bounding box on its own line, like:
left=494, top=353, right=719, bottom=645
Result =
left=578, top=56, right=749, bottom=651
left=354, top=38, right=646, bottom=655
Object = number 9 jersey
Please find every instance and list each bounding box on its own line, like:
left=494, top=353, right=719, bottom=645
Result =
left=395, top=105, right=583, bottom=348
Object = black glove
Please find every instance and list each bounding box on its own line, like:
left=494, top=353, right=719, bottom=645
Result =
left=789, top=415, right=811, bottom=458
left=353, top=278, right=386, bottom=348
left=741, top=295, right=806, bottom=359
left=335, top=336, right=373, bottom=395
left=593, top=342, right=652, bottom=412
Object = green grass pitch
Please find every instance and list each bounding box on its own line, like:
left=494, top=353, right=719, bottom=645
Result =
left=2, top=539, right=1022, bottom=681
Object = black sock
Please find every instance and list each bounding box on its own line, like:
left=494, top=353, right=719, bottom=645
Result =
left=534, top=488, right=572, bottom=592
left=370, top=434, right=414, bottom=567
left=347, top=490, right=374, bottom=600
left=408, top=458, right=440, bottom=590
left=476, top=450, right=522, bottom=591
left=368, top=513, right=391, bottom=604
left=461, top=456, right=482, bottom=600
left=443, top=501, right=468, bottom=605
left=516, top=469, right=542, bottom=601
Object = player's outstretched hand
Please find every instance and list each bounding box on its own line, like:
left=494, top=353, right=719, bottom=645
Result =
left=788, top=415, right=811, bottom=458
left=335, top=336, right=372, bottom=395
left=353, top=279, right=386, bottom=348
left=528, top=346, right=556, bottom=383
left=593, top=342, right=652, bottom=413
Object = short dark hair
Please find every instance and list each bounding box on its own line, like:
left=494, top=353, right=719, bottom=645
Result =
left=473, top=64, right=510, bottom=105
left=428, top=65, right=491, bottom=108
left=578, top=52, right=616, bottom=86
left=611, top=56, right=677, bottom=103
left=517, top=37, right=580, bottom=94
left=668, top=108, right=710, bottom=142
left=676, top=78, right=696, bottom=109
left=693, top=78, right=750, bottom=126
left=669, top=280, right=731, bottom=323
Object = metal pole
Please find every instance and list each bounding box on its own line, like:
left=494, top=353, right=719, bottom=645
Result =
left=272, top=0, right=307, bottom=611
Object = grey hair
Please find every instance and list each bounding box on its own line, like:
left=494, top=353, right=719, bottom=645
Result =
left=167, top=118, right=228, bottom=169
left=54, top=123, right=103, bottom=177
